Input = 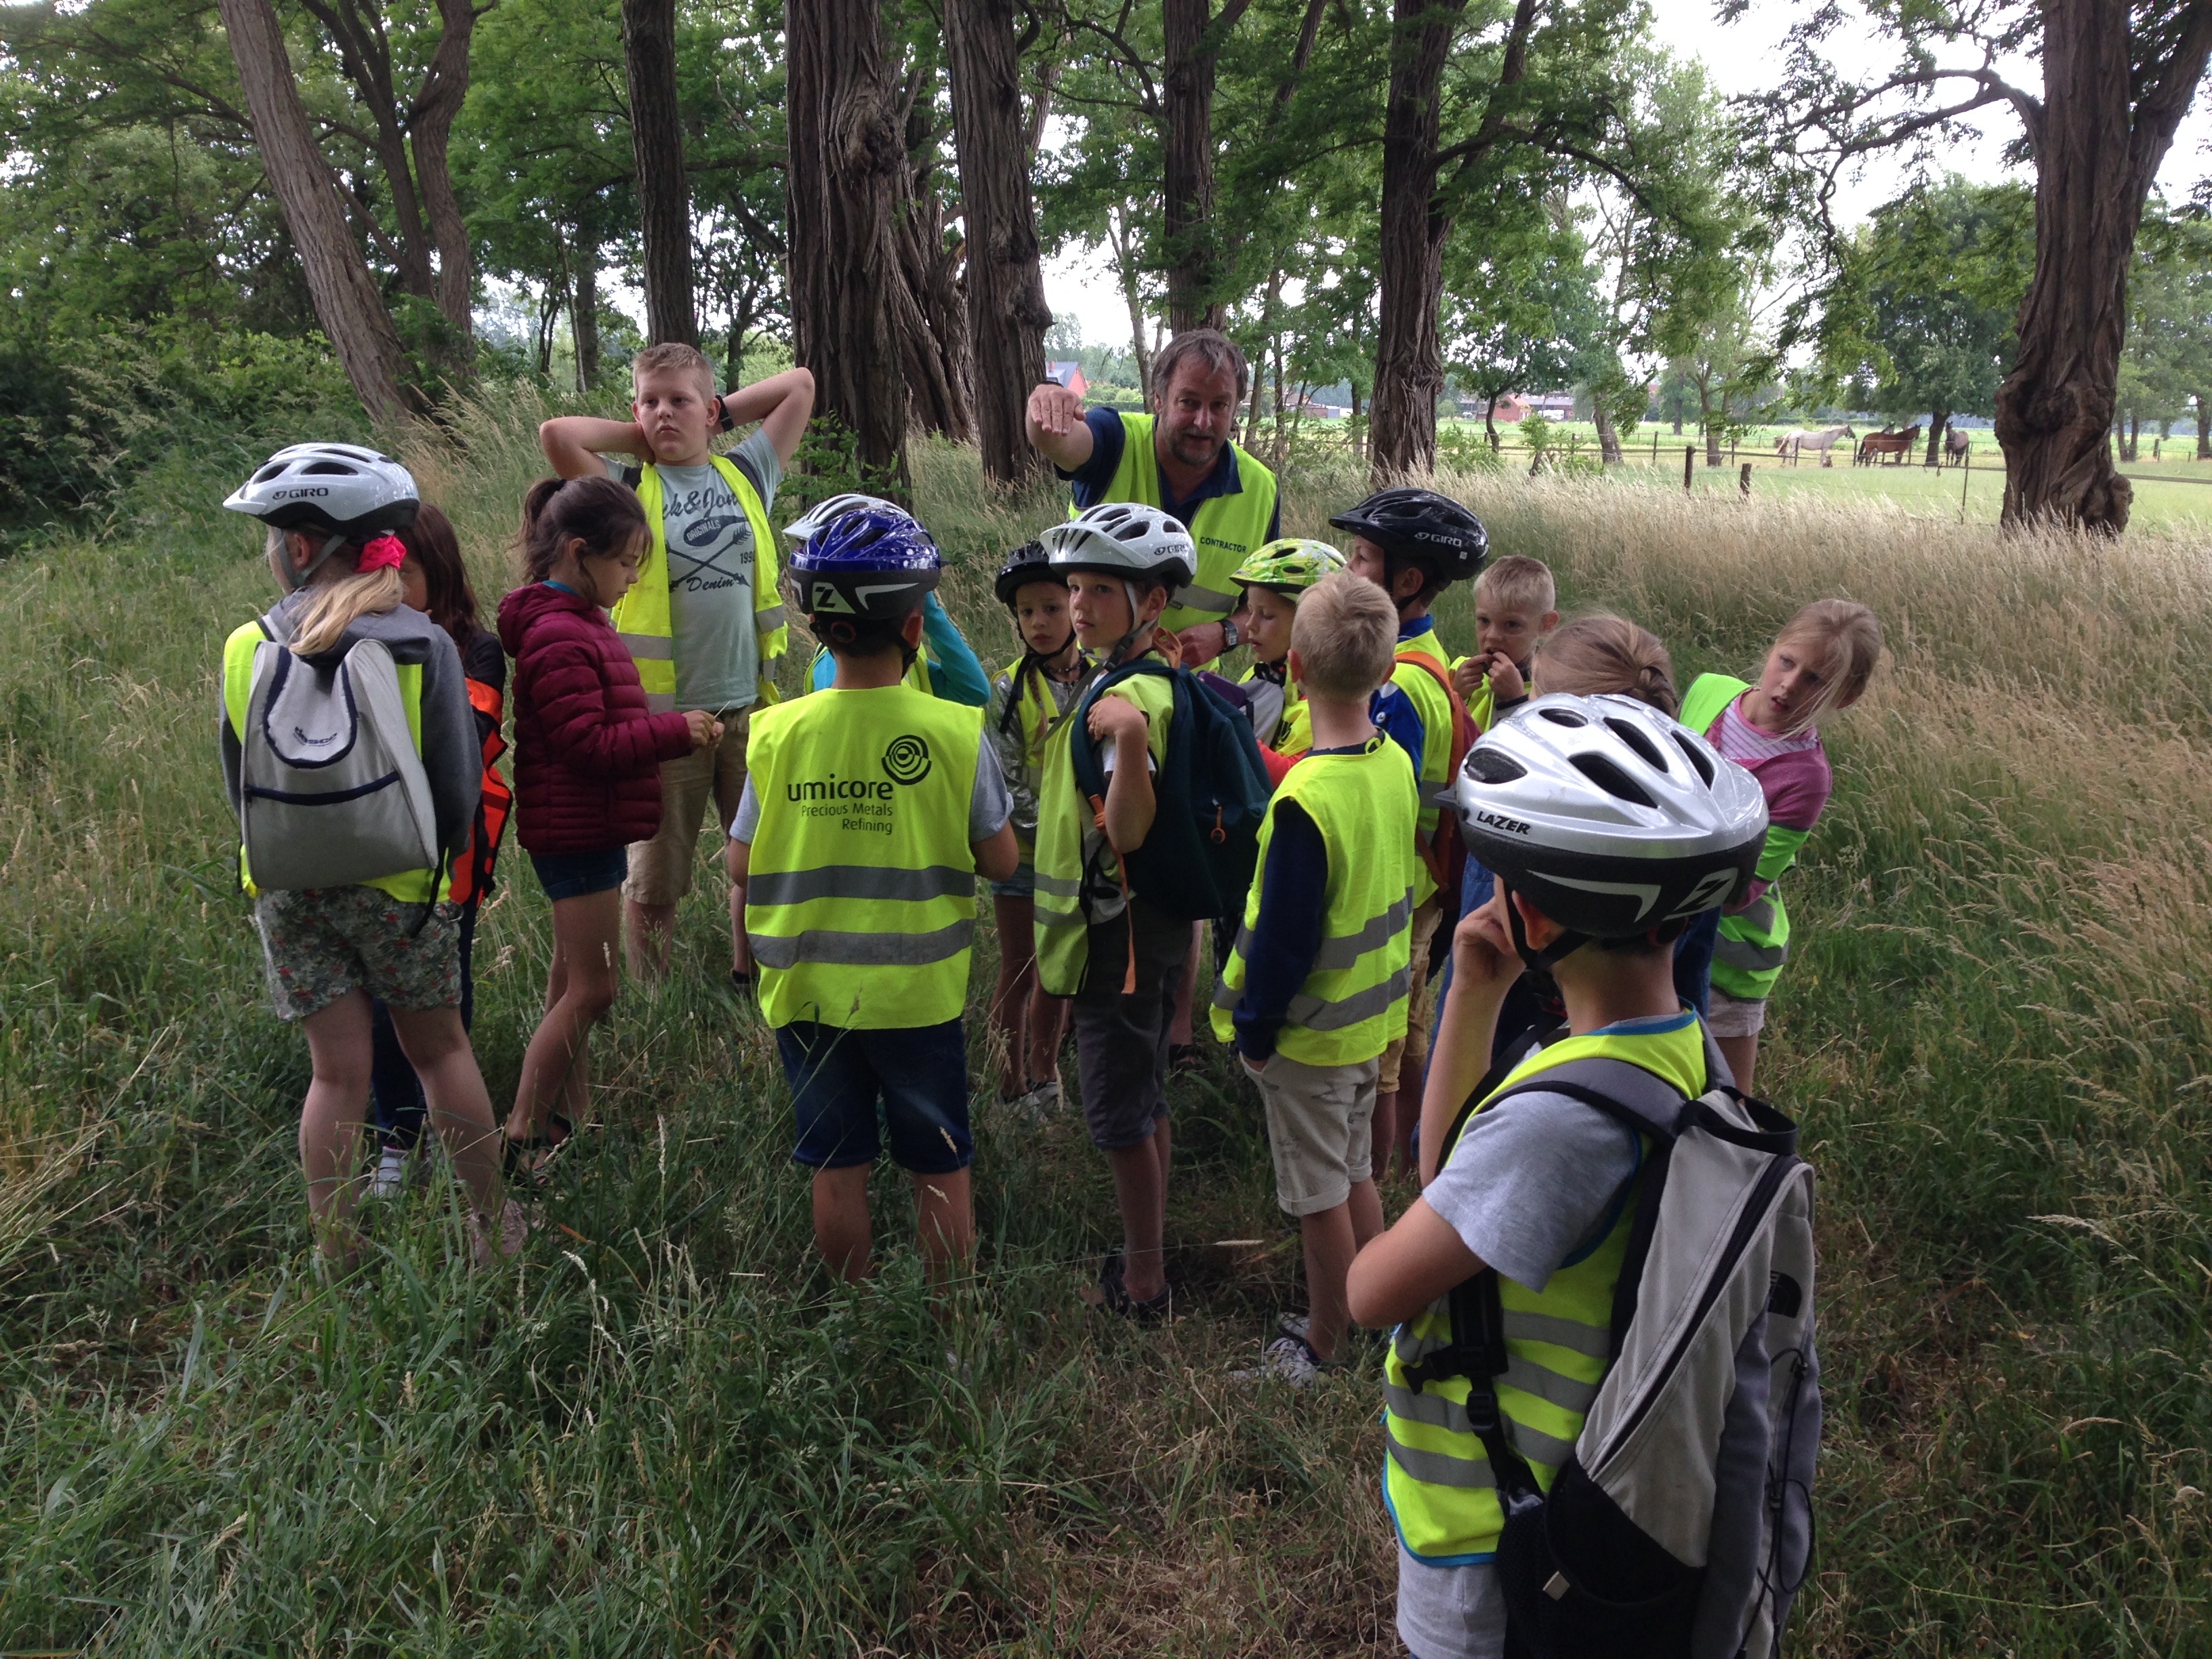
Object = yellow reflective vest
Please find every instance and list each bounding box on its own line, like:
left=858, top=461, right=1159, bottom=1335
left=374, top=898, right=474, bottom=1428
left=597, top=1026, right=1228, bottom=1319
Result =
left=1681, top=673, right=1810, bottom=1002
left=222, top=619, right=438, bottom=903
left=1391, top=629, right=1456, bottom=905
left=743, top=684, right=987, bottom=1030
left=1079, top=412, right=1277, bottom=637
left=1382, top=1015, right=1711, bottom=1564
left=610, top=456, right=786, bottom=713
left=1031, top=663, right=1176, bottom=997
left=1209, top=737, right=1416, bottom=1064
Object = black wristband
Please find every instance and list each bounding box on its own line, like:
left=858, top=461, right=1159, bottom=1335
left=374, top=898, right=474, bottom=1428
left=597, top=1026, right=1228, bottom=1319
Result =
left=714, top=394, right=735, bottom=432
left=1221, top=618, right=1241, bottom=652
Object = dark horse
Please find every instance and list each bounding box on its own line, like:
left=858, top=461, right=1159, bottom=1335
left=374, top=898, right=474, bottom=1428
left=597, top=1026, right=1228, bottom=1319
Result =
left=1856, top=425, right=1921, bottom=466
left=1944, top=425, right=1971, bottom=468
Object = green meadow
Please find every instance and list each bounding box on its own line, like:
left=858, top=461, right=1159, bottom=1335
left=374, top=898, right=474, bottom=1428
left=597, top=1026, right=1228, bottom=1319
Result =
left=1, top=409, right=2207, bottom=1654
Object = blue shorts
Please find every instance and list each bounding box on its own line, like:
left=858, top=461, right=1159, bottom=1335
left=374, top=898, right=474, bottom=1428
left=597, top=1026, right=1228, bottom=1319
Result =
left=530, top=846, right=628, bottom=902
left=989, top=859, right=1037, bottom=901
left=775, top=1019, right=975, bottom=1174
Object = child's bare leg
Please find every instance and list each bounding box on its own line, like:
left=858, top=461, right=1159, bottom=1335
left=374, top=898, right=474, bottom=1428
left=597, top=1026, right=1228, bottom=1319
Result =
left=728, top=880, right=754, bottom=978
left=1298, top=1199, right=1360, bottom=1362
left=1370, top=1090, right=1398, bottom=1181
left=1718, top=1031, right=1759, bottom=1095
left=300, top=991, right=375, bottom=1262
left=1108, top=1128, right=1170, bottom=1302
left=508, top=889, right=621, bottom=1143
left=909, top=1168, right=975, bottom=1286
left=812, top=1164, right=873, bottom=1282
left=1348, top=1174, right=1384, bottom=1247
left=1026, top=989, right=1068, bottom=1087
left=990, top=895, right=1035, bottom=1092
left=388, top=1004, right=502, bottom=1217
left=1166, top=922, right=1202, bottom=1046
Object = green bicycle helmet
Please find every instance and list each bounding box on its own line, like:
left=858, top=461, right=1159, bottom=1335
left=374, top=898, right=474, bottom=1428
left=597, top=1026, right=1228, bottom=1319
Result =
left=1230, top=537, right=1347, bottom=599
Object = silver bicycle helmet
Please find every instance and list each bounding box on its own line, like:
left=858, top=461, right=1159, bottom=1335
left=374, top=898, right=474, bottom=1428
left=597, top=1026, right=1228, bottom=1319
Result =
left=224, top=443, right=419, bottom=536
left=1041, top=501, right=1197, bottom=590
left=781, top=493, right=911, bottom=544
left=1453, top=693, right=1768, bottom=966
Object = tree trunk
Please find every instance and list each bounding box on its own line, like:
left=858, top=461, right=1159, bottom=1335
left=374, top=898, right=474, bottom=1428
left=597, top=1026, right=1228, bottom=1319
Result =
left=1994, top=1, right=2212, bottom=530
left=1593, top=398, right=1622, bottom=464
left=891, top=83, right=977, bottom=443
left=1703, top=400, right=1721, bottom=466
left=1369, top=0, right=1467, bottom=479
left=1162, top=0, right=1233, bottom=333
left=1109, top=205, right=1153, bottom=392
left=572, top=223, right=601, bottom=392
left=1348, top=383, right=1364, bottom=462
left=787, top=0, right=910, bottom=487
left=621, top=0, right=697, bottom=346
left=217, top=0, right=410, bottom=421
left=409, top=0, right=478, bottom=336
left=1483, top=394, right=1498, bottom=451
left=2196, top=394, right=2211, bottom=458
left=945, top=0, right=1052, bottom=483
left=1924, top=411, right=1948, bottom=468
left=2125, top=411, right=2140, bottom=462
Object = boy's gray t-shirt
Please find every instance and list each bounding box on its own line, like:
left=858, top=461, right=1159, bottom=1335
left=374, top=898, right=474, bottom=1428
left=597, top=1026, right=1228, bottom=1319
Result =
left=603, top=429, right=781, bottom=712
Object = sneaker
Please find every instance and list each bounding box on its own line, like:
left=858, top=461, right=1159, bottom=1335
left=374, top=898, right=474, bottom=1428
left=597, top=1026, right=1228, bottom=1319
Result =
left=1084, top=1249, right=1174, bottom=1325
left=368, top=1145, right=407, bottom=1200
left=1276, top=1311, right=1311, bottom=1345
left=1015, top=1079, right=1063, bottom=1120
left=470, top=1198, right=531, bottom=1268
left=1232, top=1333, right=1328, bottom=1388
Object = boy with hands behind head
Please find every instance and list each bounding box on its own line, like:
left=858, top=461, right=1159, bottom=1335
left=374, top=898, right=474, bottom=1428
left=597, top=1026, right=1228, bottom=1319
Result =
left=1213, top=573, right=1416, bottom=1386
left=538, top=342, right=815, bottom=986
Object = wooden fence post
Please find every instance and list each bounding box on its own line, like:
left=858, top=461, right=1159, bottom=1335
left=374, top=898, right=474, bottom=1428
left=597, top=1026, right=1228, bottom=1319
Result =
left=1683, top=446, right=1695, bottom=494
left=1739, top=463, right=1752, bottom=497
left=1652, top=430, right=1660, bottom=466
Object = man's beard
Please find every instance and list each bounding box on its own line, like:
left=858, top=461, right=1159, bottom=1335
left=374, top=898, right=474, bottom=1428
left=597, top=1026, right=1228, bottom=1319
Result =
left=1165, top=428, right=1222, bottom=468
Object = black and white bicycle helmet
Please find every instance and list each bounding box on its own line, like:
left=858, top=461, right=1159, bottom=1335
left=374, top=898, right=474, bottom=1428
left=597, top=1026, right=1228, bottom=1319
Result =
left=1041, top=501, right=1197, bottom=590
left=782, top=492, right=912, bottom=544
left=224, top=443, right=419, bottom=537
left=1453, top=693, right=1768, bottom=967
left=1328, top=486, right=1488, bottom=586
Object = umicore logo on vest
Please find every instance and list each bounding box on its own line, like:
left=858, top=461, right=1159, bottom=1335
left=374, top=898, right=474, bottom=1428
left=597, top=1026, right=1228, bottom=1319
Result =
left=781, top=735, right=932, bottom=836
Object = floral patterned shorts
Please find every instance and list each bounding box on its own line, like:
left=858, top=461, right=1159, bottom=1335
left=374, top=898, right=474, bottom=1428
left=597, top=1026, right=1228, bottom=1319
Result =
left=253, top=886, right=462, bottom=1023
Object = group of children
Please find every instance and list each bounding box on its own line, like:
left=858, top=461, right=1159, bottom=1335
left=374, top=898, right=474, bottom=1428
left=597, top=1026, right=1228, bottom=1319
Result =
left=217, top=343, right=1881, bottom=1659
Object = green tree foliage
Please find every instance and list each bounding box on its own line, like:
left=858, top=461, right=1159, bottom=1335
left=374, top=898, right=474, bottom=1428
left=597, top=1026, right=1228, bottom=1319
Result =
left=2118, top=206, right=2212, bottom=457
left=1820, top=176, right=2031, bottom=461
left=1441, top=205, right=1604, bottom=448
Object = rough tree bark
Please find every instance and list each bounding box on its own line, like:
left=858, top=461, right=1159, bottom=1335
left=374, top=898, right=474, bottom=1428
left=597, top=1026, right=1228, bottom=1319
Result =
left=787, top=0, right=910, bottom=487
left=1369, top=0, right=1468, bottom=478
left=1163, top=0, right=1245, bottom=332
left=621, top=0, right=697, bottom=346
left=945, top=0, right=1053, bottom=482
left=218, top=0, right=410, bottom=421
left=891, top=81, right=976, bottom=443
left=1923, top=410, right=1948, bottom=468
left=2196, top=394, right=2211, bottom=459
left=1994, top=1, right=2212, bottom=531
left=1107, top=205, right=1153, bottom=392
left=1593, top=399, right=1622, bottom=464
left=572, top=220, right=601, bottom=392
left=408, top=0, right=478, bottom=335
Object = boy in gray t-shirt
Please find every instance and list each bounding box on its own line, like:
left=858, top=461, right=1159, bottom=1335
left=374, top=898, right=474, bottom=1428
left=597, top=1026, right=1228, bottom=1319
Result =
left=538, top=343, right=815, bottom=984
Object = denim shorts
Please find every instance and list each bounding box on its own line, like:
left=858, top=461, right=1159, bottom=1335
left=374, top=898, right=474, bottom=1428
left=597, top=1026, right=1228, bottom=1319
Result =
left=989, top=859, right=1038, bottom=901
left=775, top=1019, right=974, bottom=1174
left=530, top=846, right=628, bottom=903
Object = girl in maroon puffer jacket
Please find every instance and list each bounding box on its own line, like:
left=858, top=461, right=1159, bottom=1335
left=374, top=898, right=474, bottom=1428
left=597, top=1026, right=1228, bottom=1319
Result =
left=496, top=476, right=720, bottom=1172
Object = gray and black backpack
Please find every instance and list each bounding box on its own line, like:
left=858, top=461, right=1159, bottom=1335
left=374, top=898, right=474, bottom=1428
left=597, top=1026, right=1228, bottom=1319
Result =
left=237, top=609, right=441, bottom=898
left=1414, top=1042, right=1821, bottom=1658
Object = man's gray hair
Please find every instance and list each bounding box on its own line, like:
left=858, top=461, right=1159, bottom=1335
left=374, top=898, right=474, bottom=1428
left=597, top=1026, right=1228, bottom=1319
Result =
left=1151, top=329, right=1248, bottom=403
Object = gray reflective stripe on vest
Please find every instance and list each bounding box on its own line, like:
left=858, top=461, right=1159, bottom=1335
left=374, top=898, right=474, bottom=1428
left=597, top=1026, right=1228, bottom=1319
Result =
left=1386, top=1426, right=1498, bottom=1490
left=1386, top=1385, right=1580, bottom=1469
left=1736, top=894, right=1778, bottom=933
left=1505, top=1311, right=1614, bottom=1359
left=617, top=633, right=675, bottom=661
left=1717, top=936, right=1788, bottom=972
left=750, top=919, right=973, bottom=968
left=1033, top=869, right=1084, bottom=899
left=747, top=863, right=977, bottom=907
left=1311, top=889, right=1415, bottom=972
left=1280, top=964, right=1412, bottom=1031
left=1033, top=897, right=1086, bottom=928
left=642, top=691, right=676, bottom=713
left=1172, top=582, right=1237, bottom=617
left=756, top=605, right=785, bottom=630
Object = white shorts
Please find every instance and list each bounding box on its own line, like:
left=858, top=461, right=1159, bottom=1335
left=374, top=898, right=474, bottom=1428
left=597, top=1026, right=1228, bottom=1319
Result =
left=1706, top=985, right=1768, bottom=1038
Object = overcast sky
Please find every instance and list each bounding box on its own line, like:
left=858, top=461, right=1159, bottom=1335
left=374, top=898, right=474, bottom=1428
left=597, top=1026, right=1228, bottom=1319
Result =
left=1041, top=0, right=2212, bottom=351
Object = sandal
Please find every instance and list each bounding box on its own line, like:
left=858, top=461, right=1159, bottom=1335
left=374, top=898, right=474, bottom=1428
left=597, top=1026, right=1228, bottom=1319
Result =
left=501, top=1112, right=577, bottom=1186
left=1090, top=1248, right=1174, bottom=1326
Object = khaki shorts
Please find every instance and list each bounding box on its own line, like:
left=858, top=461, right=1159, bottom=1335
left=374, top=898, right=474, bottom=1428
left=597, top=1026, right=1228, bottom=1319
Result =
left=1378, top=899, right=1443, bottom=1094
left=624, top=707, right=752, bottom=907
left=1245, top=1051, right=1378, bottom=1216
left=1706, top=985, right=1768, bottom=1038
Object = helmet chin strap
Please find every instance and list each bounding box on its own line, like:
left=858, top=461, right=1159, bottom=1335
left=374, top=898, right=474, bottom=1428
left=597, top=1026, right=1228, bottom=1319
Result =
left=1105, top=578, right=1153, bottom=667
left=1498, top=880, right=1588, bottom=976
left=286, top=530, right=352, bottom=591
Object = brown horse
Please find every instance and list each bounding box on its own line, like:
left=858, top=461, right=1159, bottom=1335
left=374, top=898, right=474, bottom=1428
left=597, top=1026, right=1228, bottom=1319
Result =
left=1944, top=425, right=1971, bottom=468
left=1855, top=425, right=1921, bottom=466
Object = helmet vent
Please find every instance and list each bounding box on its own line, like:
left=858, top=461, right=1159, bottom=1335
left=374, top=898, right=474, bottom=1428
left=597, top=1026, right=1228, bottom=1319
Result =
left=1464, top=748, right=1527, bottom=785
left=1539, top=706, right=1588, bottom=728
left=1604, top=717, right=1668, bottom=773
left=301, top=460, right=355, bottom=475
left=1571, top=752, right=1656, bottom=808
left=1670, top=731, right=1716, bottom=786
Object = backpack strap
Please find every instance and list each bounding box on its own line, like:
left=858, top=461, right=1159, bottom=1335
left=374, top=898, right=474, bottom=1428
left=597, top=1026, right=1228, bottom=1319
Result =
left=1386, top=648, right=1476, bottom=890
left=619, top=463, right=644, bottom=489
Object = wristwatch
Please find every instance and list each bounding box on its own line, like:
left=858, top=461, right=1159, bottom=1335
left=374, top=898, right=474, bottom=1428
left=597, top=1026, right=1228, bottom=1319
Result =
left=1220, top=618, right=1242, bottom=652
left=713, top=394, right=736, bottom=433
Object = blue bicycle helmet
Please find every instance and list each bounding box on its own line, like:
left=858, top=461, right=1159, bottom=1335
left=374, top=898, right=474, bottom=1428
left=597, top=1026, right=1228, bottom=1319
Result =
left=791, top=505, right=943, bottom=621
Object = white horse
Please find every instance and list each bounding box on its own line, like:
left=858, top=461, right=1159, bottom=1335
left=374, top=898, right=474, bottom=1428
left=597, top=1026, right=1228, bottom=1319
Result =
left=1776, top=425, right=1856, bottom=466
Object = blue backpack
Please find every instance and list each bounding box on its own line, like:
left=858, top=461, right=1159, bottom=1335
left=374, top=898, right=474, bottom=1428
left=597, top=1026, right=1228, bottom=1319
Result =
left=1068, top=659, right=1273, bottom=922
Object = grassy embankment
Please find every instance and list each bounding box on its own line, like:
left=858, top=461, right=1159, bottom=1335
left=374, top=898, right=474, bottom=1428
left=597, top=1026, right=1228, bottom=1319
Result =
left=1, top=407, right=2207, bottom=1654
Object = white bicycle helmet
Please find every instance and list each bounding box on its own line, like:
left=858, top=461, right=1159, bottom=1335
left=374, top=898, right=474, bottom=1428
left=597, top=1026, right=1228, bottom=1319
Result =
left=1041, top=501, right=1197, bottom=590
left=781, top=493, right=912, bottom=544
left=1453, top=693, right=1769, bottom=966
left=223, top=443, right=419, bottom=537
